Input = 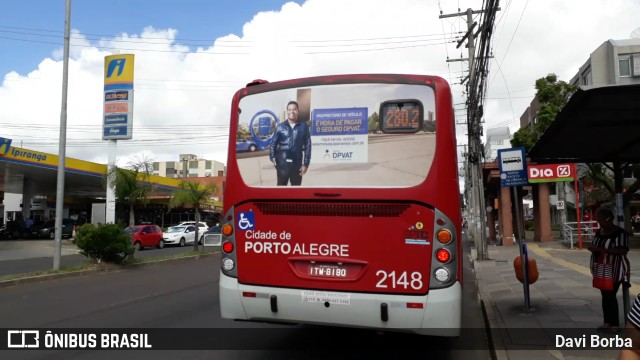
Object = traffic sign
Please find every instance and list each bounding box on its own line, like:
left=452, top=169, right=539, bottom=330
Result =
left=498, top=147, right=528, bottom=187
left=556, top=200, right=565, bottom=210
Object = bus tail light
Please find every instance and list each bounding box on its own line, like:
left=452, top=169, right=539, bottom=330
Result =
left=222, top=258, right=235, bottom=271
left=222, top=224, right=234, bottom=237
left=436, top=229, right=452, bottom=244
left=430, top=209, right=459, bottom=289
left=436, top=248, right=451, bottom=263
left=223, top=241, right=234, bottom=254
left=218, top=208, right=238, bottom=278
left=434, top=268, right=450, bottom=282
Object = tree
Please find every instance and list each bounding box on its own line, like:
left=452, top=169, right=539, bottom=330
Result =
left=169, top=180, right=218, bottom=251
left=423, top=120, right=436, bottom=132
left=511, top=74, right=577, bottom=150
left=107, top=156, right=155, bottom=227
left=510, top=126, right=536, bottom=151
left=367, top=112, right=379, bottom=133
left=584, top=163, right=640, bottom=206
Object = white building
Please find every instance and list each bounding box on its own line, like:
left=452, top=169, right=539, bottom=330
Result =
left=484, top=127, right=512, bottom=162
left=153, top=154, right=225, bottom=178
left=570, top=38, right=640, bottom=87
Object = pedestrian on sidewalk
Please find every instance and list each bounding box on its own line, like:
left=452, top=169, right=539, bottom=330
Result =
left=588, top=206, right=630, bottom=334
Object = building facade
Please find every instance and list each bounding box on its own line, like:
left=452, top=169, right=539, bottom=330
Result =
left=153, top=154, right=226, bottom=178
left=570, top=38, right=640, bottom=87
left=484, top=127, right=512, bottom=162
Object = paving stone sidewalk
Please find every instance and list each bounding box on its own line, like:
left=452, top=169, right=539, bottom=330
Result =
left=473, top=239, right=638, bottom=360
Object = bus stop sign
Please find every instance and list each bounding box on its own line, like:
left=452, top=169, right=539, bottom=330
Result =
left=498, top=147, right=529, bottom=187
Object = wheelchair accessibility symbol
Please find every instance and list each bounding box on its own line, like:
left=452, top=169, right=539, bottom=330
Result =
left=238, top=212, right=255, bottom=230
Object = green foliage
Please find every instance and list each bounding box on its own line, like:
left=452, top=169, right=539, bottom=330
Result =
left=72, top=223, right=134, bottom=263
left=107, top=156, right=155, bottom=226
left=367, top=112, right=379, bottom=133
left=510, top=126, right=536, bottom=149
left=524, top=219, right=535, bottom=231
left=170, top=181, right=218, bottom=224
left=423, top=120, right=436, bottom=132
left=237, top=123, right=251, bottom=140
left=510, top=74, right=577, bottom=151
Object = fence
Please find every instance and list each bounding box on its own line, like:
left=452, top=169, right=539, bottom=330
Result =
left=561, top=220, right=598, bottom=249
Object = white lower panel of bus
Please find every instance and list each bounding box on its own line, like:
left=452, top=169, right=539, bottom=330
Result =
left=219, top=271, right=462, bottom=337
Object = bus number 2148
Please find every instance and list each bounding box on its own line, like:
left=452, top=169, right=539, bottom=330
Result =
left=375, top=270, right=423, bottom=290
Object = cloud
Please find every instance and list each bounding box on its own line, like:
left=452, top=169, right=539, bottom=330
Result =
left=0, top=0, right=638, bottom=169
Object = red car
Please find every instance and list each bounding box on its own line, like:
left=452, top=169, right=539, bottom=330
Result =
left=124, top=224, right=164, bottom=251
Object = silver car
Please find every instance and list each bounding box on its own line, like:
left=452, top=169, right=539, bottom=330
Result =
left=162, top=225, right=197, bottom=247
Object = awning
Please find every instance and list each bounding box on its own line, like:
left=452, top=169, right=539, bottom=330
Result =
left=527, top=84, right=640, bottom=164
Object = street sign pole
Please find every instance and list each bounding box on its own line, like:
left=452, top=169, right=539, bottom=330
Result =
left=498, top=147, right=531, bottom=310
left=512, top=185, right=531, bottom=310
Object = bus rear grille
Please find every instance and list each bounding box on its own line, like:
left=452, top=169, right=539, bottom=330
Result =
left=255, top=203, right=410, bottom=217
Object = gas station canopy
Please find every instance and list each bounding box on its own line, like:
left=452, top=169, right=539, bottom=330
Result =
left=0, top=141, right=180, bottom=199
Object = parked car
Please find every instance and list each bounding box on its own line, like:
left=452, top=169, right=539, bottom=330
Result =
left=162, top=225, right=197, bottom=247
left=31, top=219, right=75, bottom=239
left=236, top=138, right=261, bottom=152
left=177, top=221, right=208, bottom=242
left=124, top=224, right=164, bottom=251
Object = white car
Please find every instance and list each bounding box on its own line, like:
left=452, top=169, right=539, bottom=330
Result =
left=162, top=225, right=197, bottom=247
left=177, top=221, right=209, bottom=242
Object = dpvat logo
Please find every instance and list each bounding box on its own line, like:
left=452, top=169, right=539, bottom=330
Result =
left=331, top=150, right=353, bottom=160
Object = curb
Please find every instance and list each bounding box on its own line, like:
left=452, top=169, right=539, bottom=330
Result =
left=0, top=251, right=219, bottom=288
left=470, top=249, right=507, bottom=360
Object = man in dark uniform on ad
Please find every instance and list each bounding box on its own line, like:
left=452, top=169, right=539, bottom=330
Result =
left=269, top=100, right=312, bottom=186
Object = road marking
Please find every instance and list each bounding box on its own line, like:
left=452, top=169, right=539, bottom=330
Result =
left=528, top=243, right=640, bottom=295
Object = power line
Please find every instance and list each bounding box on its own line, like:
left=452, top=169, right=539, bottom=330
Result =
left=0, top=24, right=461, bottom=44
left=488, top=0, right=529, bottom=89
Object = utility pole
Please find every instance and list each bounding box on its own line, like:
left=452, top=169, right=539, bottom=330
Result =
left=54, top=0, right=72, bottom=270
left=441, top=6, right=499, bottom=260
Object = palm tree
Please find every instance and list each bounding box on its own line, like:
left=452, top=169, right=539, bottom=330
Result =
left=169, top=180, right=218, bottom=251
left=107, top=156, right=154, bottom=227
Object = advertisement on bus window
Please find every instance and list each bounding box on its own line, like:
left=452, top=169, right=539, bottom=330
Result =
left=235, top=83, right=436, bottom=188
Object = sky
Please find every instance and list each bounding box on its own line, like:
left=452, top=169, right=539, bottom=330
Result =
left=1, top=0, right=639, bottom=171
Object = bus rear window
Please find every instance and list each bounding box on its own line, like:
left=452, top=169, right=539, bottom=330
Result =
left=235, top=82, right=436, bottom=188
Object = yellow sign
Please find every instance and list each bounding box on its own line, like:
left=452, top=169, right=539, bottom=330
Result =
left=2, top=146, right=106, bottom=176
left=104, top=54, right=135, bottom=90
left=0, top=137, right=12, bottom=155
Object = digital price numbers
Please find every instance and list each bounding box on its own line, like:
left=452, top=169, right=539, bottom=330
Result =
left=379, top=99, right=424, bottom=133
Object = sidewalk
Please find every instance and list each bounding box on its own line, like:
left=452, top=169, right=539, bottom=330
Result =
left=0, top=238, right=80, bottom=261
left=473, top=235, right=639, bottom=360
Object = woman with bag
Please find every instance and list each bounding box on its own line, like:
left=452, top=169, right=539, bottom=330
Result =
left=588, top=207, right=630, bottom=334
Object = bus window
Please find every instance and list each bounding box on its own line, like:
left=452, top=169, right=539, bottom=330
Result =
left=235, top=83, right=436, bottom=188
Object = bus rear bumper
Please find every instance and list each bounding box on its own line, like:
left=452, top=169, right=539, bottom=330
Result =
left=219, top=272, right=461, bottom=337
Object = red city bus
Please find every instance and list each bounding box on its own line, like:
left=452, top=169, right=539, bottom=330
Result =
left=215, top=74, right=462, bottom=336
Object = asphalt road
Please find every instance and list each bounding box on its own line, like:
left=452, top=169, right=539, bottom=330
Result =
left=1, top=240, right=490, bottom=359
